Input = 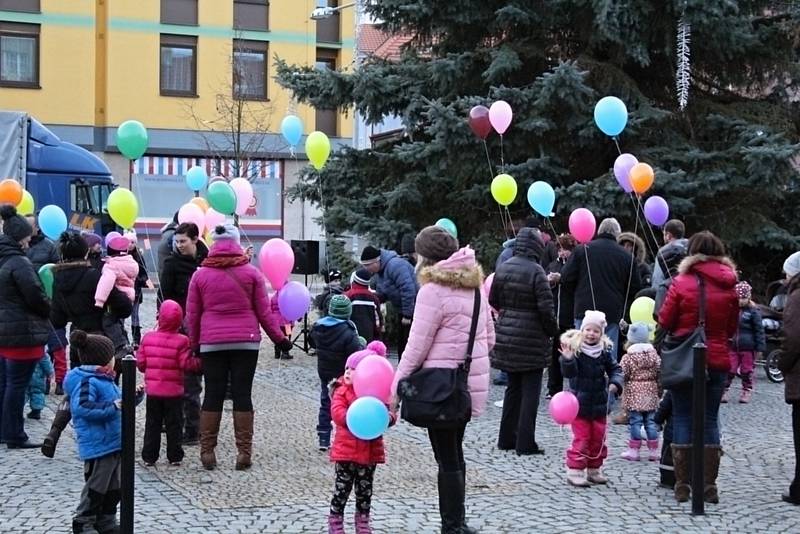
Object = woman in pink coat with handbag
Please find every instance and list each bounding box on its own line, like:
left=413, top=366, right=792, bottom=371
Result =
left=185, top=224, right=293, bottom=471
left=391, top=226, right=494, bottom=534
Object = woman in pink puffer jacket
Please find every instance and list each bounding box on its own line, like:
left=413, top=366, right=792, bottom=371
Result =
left=185, top=224, right=293, bottom=471
left=391, top=226, right=494, bottom=534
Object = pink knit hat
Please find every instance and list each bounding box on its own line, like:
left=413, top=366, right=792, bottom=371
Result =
left=346, top=341, right=387, bottom=370
left=581, top=310, right=607, bottom=332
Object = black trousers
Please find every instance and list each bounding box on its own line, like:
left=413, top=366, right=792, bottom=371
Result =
left=497, top=370, right=544, bottom=454
left=397, top=318, right=411, bottom=361
left=142, top=396, right=184, bottom=464
left=201, top=350, right=258, bottom=412
left=428, top=423, right=466, bottom=473
left=182, top=373, right=203, bottom=438
left=547, top=333, right=565, bottom=395
left=330, top=462, right=376, bottom=515
left=792, top=402, right=800, bottom=497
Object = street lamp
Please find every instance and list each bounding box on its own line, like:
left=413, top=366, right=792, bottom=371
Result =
left=310, top=2, right=356, bottom=20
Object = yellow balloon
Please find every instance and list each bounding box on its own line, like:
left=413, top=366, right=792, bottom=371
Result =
left=630, top=296, right=656, bottom=324
left=305, top=131, right=331, bottom=170
left=491, top=174, right=518, bottom=206
left=107, top=188, right=139, bottom=229
left=16, top=190, right=34, bottom=216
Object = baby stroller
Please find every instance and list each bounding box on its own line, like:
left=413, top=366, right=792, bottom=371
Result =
left=756, top=279, right=786, bottom=383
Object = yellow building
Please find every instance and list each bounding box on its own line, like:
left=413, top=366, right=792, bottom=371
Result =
left=0, top=0, right=355, bottom=244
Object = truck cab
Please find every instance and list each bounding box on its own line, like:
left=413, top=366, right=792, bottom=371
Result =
left=11, top=114, right=117, bottom=235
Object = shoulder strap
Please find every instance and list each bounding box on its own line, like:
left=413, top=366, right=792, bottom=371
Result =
left=221, top=268, right=255, bottom=312
left=464, top=289, right=481, bottom=372
left=696, top=275, right=706, bottom=327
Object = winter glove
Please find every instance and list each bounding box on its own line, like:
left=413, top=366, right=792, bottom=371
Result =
left=278, top=338, right=294, bottom=353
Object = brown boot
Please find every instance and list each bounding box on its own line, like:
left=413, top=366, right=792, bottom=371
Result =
left=671, top=444, right=692, bottom=503
left=233, top=411, right=254, bottom=470
left=199, top=411, right=222, bottom=470
left=703, top=445, right=723, bottom=504
left=41, top=398, right=72, bottom=458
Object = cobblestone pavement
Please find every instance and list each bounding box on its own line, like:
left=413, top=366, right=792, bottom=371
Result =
left=1, top=294, right=798, bottom=533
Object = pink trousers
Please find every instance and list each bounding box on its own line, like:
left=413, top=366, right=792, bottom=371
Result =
left=566, top=416, right=608, bottom=469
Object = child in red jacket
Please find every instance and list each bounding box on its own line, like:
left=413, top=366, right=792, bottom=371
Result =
left=328, top=341, right=394, bottom=534
left=137, top=300, right=201, bottom=466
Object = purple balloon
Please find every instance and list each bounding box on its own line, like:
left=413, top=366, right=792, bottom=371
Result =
left=613, top=153, right=638, bottom=193
left=277, top=281, right=311, bottom=322
left=644, top=196, right=670, bottom=227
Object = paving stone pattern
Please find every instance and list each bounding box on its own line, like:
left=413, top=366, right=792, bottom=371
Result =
left=1, top=294, right=798, bottom=533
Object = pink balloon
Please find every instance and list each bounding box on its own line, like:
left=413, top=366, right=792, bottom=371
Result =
left=549, top=391, right=579, bottom=425
left=104, top=231, right=121, bottom=247
left=568, top=208, right=597, bottom=244
left=613, top=153, right=637, bottom=193
left=489, top=100, right=513, bottom=135
left=204, top=207, right=225, bottom=232
left=259, top=238, right=295, bottom=290
left=230, top=177, right=254, bottom=216
left=353, top=355, right=395, bottom=403
left=178, top=202, right=205, bottom=235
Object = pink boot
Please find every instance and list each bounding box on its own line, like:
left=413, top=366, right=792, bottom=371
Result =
left=740, top=389, right=753, bottom=403
left=354, top=512, right=371, bottom=534
left=647, top=439, right=660, bottom=461
left=620, top=439, right=641, bottom=461
left=328, top=514, right=345, bottom=534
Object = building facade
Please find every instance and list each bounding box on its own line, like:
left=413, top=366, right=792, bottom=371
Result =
left=0, top=0, right=355, bottom=251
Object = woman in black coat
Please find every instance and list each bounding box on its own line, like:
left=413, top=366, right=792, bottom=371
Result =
left=0, top=206, right=51, bottom=449
left=489, top=228, right=558, bottom=455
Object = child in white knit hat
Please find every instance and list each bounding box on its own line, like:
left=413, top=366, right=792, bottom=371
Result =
left=560, top=310, right=624, bottom=487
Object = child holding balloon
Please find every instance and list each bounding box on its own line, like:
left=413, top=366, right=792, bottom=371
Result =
left=560, top=310, right=623, bottom=487
left=328, top=341, right=394, bottom=534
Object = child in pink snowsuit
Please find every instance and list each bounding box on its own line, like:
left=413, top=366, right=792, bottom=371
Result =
left=95, top=235, right=139, bottom=307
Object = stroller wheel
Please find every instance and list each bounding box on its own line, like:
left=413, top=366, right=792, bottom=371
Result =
left=766, top=349, right=784, bottom=383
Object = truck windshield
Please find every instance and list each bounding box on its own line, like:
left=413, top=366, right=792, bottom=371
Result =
left=70, top=182, right=114, bottom=216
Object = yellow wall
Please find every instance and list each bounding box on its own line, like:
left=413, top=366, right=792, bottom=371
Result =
left=0, top=0, right=354, bottom=137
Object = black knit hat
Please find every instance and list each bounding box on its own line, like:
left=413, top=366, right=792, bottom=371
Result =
left=70, top=329, right=115, bottom=366
left=360, top=245, right=381, bottom=264
left=58, top=231, right=89, bottom=260
left=415, top=225, right=459, bottom=262
left=0, top=205, right=33, bottom=243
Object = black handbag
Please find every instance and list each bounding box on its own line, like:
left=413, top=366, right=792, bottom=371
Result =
left=661, top=275, right=707, bottom=389
left=397, top=289, right=481, bottom=429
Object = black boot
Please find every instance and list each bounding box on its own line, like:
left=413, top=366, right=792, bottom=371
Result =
left=438, top=471, right=476, bottom=534
left=131, top=326, right=141, bottom=348
left=42, top=398, right=72, bottom=458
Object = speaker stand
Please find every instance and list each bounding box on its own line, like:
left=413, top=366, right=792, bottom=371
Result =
left=291, top=273, right=312, bottom=354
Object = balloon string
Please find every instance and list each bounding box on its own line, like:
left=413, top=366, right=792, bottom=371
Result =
left=499, top=135, right=505, bottom=172
left=545, top=217, right=562, bottom=252
left=295, top=151, right=330, bottom=278
left=584, top=244, right=597, bottom=310
left=633, top=194, right=674, bottom=283
left=131, top=167, right=164, bottom=304
left=482, top=140, right=494, bottom=179
left=623, top=198, right=640, bottom=315
left=497, top=204, right=509, bottom=236
left=505, top=207, right=516, bottom=238
left=612, top=136, right=622, bottom=156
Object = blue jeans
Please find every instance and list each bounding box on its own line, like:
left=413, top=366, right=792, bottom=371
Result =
left=0, top=356, right=39, bottom=444
left=317, top=378, right=332, bottom=436
left=629, top=410, right=659, bottom=440
left=574, top=319, right=620, bottom=363
left=671, top=370, right=726, bottom=445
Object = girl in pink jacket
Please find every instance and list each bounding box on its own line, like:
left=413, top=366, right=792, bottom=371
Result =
left=391, top=226, right=494, bottom=534
left=94, top=235, right=139, bottom=307
left=136, top=300, right=201, bottom=466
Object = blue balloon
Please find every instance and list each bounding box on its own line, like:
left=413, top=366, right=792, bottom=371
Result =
left=346, top=396, right=390, bottom=440
left=39, top=204, right=68, bottom=240
left=435, top=217, right=458, bottom=238
left=281, top=115, right=304, bottom=147
left=527, top=181, right=556, bottom=217
left=593, top=96, right=628, bottom=137
left=185, top=166, right=208, bottom=192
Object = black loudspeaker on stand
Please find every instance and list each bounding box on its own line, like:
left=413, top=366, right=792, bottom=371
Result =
left=289, top=240, right=320, bottom=353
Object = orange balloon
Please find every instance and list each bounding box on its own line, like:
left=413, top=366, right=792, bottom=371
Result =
left=190, top=197, right=209, bottom=212
left=0, top=179, right=23, bottom=206
left=629, top=163, right=654, bottom=195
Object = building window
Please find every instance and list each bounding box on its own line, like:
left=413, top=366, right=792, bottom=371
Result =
left=315, top=50, right=338, bottom=136
left=234, top=0, right=269, bottom=31
left=315, top=0, right=340, bottom=43
left=160, top=0, right=198, bottom=26
left=233, top=39, right=268, bottom=101
left=160, top=34, right=197, bottom=97
left=0, top=0, right=40, bottom=13
left=0, top=22, right=39, bottom=88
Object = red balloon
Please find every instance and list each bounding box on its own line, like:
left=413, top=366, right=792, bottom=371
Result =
left=468, top=106, right=492, bottom=139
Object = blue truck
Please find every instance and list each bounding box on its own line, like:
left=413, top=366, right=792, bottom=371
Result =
left=0, top=111, right=117, bottom=235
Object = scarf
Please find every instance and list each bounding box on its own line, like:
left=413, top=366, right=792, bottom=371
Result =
left=201, top=254, right=250, bottom=269
left=581, top=341, right=603, bottom=359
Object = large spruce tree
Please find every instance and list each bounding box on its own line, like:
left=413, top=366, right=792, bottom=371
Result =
left=277, top=1, right=799, bottom=281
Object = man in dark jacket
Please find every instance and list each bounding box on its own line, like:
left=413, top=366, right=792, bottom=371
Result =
left=0, top=206, right=51, bottom=449
left=360, top=245, right=418, bottom=359
left=651, top=219, right=688, bottom=291
left=158, top=222, right=207, bottom=445
left=157, top=212, right=179, bottom=274
left=489, top=228, right=558, bottom=455
left=545, top=233, right=577, bottom=397
left=561, top=218, right=642, bottom=361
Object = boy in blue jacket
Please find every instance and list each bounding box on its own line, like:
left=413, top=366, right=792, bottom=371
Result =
left=63, top=330, right=125, bottom=534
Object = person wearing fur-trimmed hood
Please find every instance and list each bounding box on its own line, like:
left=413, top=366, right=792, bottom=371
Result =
left=559, top=310, right=623, bottom=488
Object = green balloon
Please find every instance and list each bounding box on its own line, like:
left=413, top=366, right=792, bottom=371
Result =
left=116, top=120, right=149, bottom=160
left=38, top=263, right=54, bottom=299
left=207, top=181, right=237, bottom=215
left=436, top=218, right=458, bottom=238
